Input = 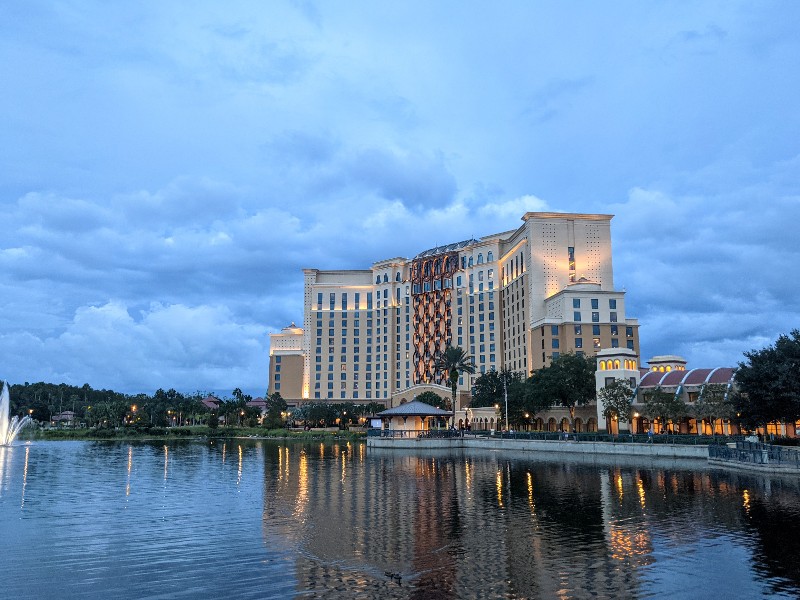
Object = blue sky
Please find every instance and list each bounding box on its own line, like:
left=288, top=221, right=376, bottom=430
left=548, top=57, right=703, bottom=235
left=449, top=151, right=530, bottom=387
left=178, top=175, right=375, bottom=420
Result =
left=2, top=1, right=798, bottom=397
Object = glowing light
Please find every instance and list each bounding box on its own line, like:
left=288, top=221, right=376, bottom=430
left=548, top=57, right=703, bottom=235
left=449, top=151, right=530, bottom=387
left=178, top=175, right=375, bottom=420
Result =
left=496, top=470, right=504, bottom=507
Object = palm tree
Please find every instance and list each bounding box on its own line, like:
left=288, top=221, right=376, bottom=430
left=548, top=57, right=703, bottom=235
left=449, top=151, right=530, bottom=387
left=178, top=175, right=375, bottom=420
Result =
left=434, top=346, right=476, bottom=412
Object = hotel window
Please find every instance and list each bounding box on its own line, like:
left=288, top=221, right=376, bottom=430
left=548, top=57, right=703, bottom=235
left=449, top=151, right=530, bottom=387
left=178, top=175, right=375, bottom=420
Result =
left=626, top=326, right=633, bottom=337
left=552, top=352, right=560, bottom=360
left=552, top=339, right=559, bottom=349
left=610, top=325, right=618, bottom=336
left=568, top=247, right=575, bottom=282
left=611, top=338, right=619, bottom=348
left=593, top=338, right=601, bottom=349
left=551, top=325, right=558, bottom=336
left=592, top=312, right=599, bottom=322
left=609, top=299, right=617, bottom=309
left=574, top=325, right=582, bottom=335
left=591, top=298, right=598, bottom=309
left=575, top=338, right=583, bottom=348
left=574, top=311, right=581, bottom=322
left=627, top=340, right=635, bottom=350
left=593, top=325, right=601, bottom=335
left=610, top=312, right=617, bottom=322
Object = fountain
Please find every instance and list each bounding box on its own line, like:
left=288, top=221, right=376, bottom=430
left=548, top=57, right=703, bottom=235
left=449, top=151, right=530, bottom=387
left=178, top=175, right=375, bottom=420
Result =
left=1, top=381, right=31, bottom=446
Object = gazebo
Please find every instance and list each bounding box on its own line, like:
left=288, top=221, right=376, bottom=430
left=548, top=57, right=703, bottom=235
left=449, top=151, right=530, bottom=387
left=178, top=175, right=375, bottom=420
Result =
left=377, top=400, right=452, bottom=434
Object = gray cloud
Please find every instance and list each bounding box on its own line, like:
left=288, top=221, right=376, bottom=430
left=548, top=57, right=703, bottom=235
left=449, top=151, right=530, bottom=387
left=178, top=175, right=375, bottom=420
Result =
left=1, top=1, right=799, bottom=395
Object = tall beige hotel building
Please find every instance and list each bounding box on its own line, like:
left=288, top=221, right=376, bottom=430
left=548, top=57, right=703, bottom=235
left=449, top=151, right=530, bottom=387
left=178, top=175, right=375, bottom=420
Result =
left=268, top=212, right=640, bottom=410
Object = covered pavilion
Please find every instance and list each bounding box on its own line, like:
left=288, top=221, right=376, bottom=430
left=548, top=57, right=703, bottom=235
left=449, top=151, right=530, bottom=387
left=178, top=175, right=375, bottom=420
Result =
left=377, top=400, right=452, bottom=434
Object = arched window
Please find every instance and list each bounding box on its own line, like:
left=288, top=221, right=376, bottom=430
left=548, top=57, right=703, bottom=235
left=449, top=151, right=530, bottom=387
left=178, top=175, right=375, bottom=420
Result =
left=614, top=359, right=620, bottom=369
left=376, top=276, right=381, bottom=284
left=383, top=273, right=388, bottom=283
left=477, top=253, right=484, bottom=264
left=487, top=251, right=493, bottom=262
left=468, top=256, right=473, bottom=267
left=395, top=272, right=401, bottom=281
left=599, top=360, right=606, bottom=371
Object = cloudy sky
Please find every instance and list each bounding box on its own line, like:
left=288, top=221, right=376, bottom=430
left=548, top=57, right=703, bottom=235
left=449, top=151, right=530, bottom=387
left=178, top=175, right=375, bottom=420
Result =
left=2, top=1, right=798, bottom=397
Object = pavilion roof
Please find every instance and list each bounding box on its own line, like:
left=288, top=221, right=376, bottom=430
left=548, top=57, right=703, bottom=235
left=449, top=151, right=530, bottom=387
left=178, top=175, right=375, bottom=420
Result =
left=377, top=400, right=452, bottom=417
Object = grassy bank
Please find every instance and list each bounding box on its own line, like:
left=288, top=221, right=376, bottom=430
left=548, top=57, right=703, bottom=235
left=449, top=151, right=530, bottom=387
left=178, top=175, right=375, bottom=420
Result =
left=24, top=426, right=367, bottom=442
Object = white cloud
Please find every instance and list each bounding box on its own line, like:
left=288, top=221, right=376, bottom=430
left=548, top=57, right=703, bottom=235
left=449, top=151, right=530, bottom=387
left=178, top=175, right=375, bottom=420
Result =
left=1, top=301, right=267, bottom=396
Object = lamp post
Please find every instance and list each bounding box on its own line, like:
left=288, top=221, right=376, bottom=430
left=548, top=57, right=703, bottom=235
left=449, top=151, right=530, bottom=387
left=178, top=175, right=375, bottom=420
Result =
left=503, top=374, right=509, bottom=432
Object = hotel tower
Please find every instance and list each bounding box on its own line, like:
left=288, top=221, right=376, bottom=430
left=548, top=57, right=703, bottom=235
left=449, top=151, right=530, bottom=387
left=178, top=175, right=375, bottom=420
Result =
left=268, top=212, right=640, bottom=410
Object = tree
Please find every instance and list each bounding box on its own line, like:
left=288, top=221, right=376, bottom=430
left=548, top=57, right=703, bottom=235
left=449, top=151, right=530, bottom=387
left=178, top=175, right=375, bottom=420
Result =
left=525, top=353, right=596, bottom=429
left=471, top=369, right=526, bottom=428
left=693, top=383, right=735, bottom=435
left=642, top=386, right=685, bottom=433
left=264, top=392, right=288, bottom=429
left=208, top=411, right=219, bottom=430
left=598, top=379, right=635, bottom=426
left=735, top=330, right=800, bottom=429
left=416, top=391, right=446, bottom=409
left=433, top=346, right=476, bottom=411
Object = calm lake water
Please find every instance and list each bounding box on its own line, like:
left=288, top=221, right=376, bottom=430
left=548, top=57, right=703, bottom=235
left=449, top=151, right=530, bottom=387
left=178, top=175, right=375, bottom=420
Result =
left=1, top=440, right=799, bottom=599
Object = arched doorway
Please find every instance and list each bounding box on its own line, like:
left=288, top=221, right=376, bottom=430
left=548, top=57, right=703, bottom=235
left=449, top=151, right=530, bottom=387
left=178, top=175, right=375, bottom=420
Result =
left=547, top=417, right=557, bottom=432
left=587, top=418, right=598, bottom=432
left=534, top=417, right=543, bottom=431
left=560, top=417, right=570, bottom=432
left=574, top=417, right=583, bottom=433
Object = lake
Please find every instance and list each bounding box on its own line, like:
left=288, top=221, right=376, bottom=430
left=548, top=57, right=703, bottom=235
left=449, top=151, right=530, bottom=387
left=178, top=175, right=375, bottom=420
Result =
left=1, top=440, right=799, bottom=599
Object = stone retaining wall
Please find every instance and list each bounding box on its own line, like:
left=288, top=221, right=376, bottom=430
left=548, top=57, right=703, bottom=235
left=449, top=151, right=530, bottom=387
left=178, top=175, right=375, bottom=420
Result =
left=367, top=436, right=708, bottom=459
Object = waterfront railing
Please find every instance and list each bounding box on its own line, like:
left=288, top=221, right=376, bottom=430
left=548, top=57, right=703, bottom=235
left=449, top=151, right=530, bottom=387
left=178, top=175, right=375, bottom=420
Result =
left=367, top=429, right=737, bottom=446
left=709, top=441, right=800, bottom=469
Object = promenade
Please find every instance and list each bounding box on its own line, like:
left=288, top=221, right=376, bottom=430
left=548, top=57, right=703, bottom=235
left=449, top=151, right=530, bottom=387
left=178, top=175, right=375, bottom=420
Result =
left=366, top=430, right=712, bottom=459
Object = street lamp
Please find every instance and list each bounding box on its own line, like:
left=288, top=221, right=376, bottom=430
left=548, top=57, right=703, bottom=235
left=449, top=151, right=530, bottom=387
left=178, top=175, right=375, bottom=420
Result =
left=503, top=374, right=509, bottom=432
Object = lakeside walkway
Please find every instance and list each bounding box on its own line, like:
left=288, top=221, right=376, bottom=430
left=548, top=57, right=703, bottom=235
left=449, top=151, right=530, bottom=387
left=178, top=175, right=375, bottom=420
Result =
left=368, top=431, right=800, bottom=474
left=367, top=430, right=712, bottom=459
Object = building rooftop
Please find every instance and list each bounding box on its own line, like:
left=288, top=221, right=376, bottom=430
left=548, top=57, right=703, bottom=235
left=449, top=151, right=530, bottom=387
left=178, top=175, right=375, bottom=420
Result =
left=414, top=239, right=480, bottom=259
left=378, top=399, right=452, bottom=417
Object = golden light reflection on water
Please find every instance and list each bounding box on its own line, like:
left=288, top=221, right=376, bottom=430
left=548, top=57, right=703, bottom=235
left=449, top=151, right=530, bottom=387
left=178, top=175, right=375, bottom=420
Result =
left=222, top=442, right=227, bottom=464
left=294, top=449, right=308, bottom=519
left=526, top=471, right=536, bottom=518
left=636, top=478, right=646, bottom=509
left=284, top=446, right=290, bottom=480
left=609, top=524, right=652, bottom=562
left=743, top=489, right=751, bottom=514
left=126, top=445, right=133, bottom=497
left=163, top=445, right=168, bottom=481
left=319, top=442, right=325, bottom=459
left=465, top=461, right=472, bottom=495
left=616, top=474, right=624, bottom=501
left=496, top=469, right=504, bottom=508
left=237, top=445, right=243, bottom=486
left=341, top=447, right=347, bottom=483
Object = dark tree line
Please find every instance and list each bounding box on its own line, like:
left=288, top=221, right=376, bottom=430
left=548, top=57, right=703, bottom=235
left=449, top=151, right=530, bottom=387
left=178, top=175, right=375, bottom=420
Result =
left=470, top=354, right=597, bottom=429
left=735, top=329, right=800, bottom=429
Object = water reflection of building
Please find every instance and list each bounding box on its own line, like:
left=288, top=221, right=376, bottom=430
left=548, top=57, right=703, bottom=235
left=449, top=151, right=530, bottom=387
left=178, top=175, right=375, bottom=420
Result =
left=259, top=442, right=800, bottom=597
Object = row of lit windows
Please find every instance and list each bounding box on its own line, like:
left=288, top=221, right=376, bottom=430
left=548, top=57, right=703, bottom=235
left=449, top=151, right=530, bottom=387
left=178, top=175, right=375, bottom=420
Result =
left=598, top=359, right=638, bottom=370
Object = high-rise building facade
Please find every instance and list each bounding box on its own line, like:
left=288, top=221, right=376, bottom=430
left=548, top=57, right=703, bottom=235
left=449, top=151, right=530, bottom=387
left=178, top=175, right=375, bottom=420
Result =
left=268, top=212, right=640, bottom=408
